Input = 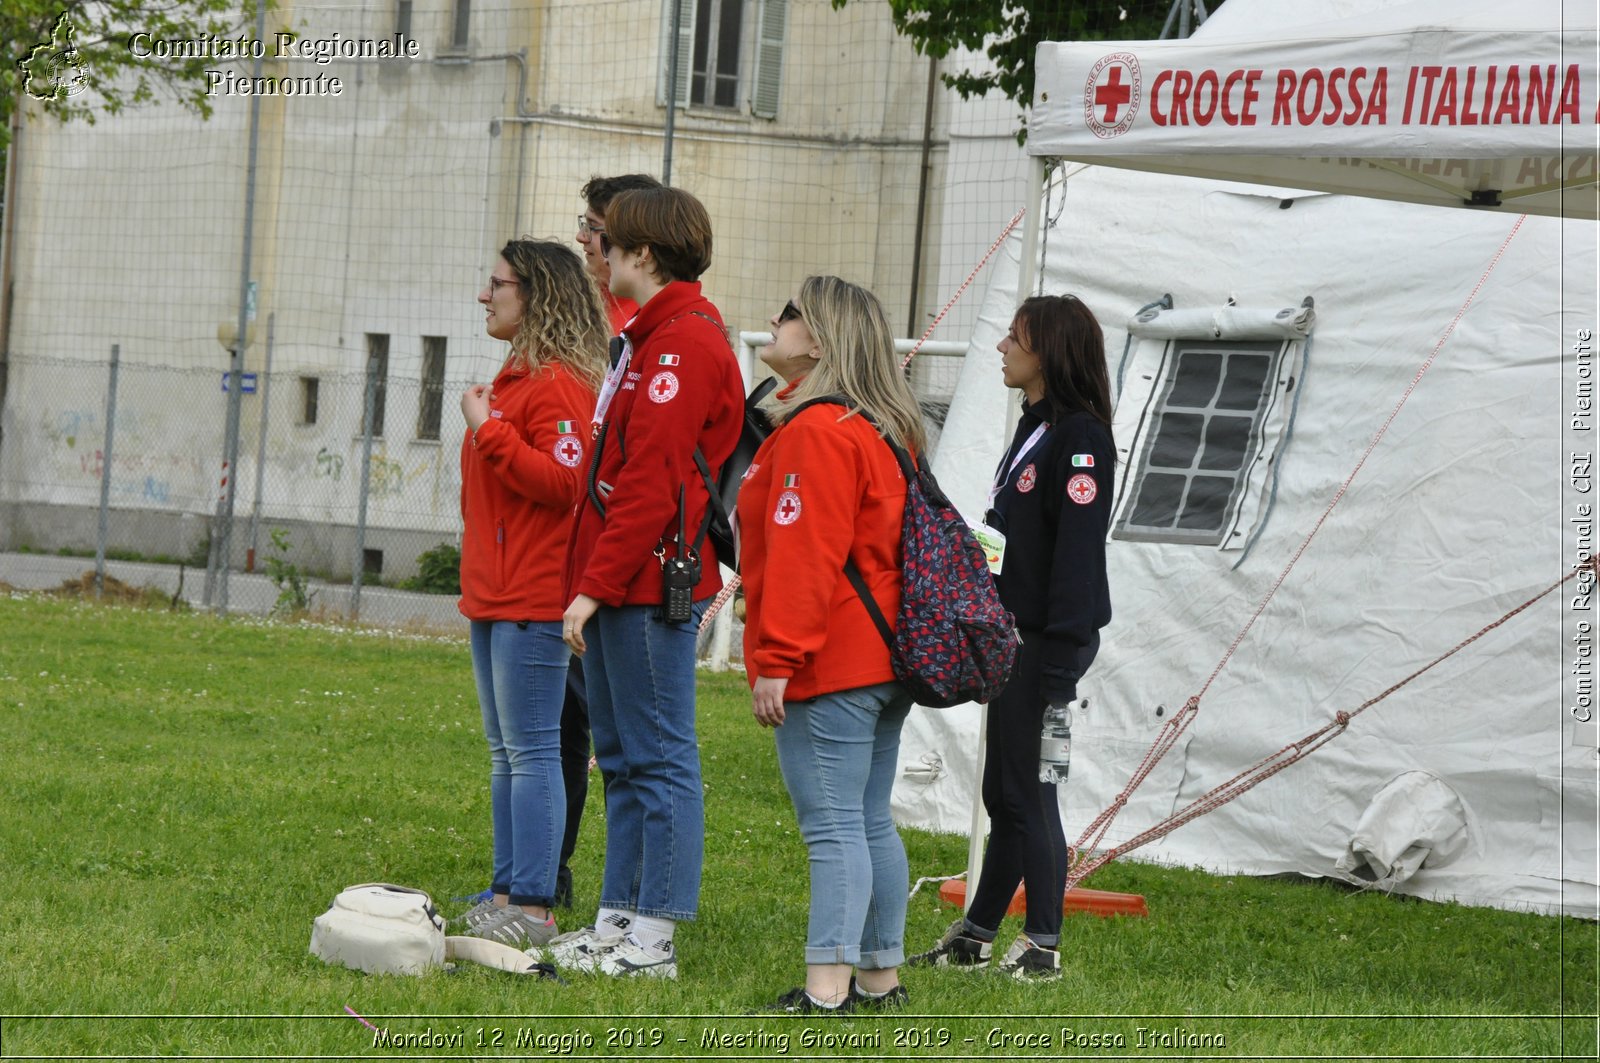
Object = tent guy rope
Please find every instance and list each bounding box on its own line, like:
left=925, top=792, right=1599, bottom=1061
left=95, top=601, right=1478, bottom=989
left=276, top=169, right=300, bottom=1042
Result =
left=1065, top=555, right=1595, bottom=890
left=1069, top=215, right=1530, bottom=876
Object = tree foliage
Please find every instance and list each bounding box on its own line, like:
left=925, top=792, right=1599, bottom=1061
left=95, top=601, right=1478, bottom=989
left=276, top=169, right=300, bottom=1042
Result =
left=835, top=1, right=1219, bottom=138
left=2, top=1, right=267, bottom=151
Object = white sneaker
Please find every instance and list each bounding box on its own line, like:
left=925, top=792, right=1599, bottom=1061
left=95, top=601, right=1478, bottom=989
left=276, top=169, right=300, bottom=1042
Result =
left=548, top=916, right=629, bottom=972
left=597, top=935, right=677, bottom=979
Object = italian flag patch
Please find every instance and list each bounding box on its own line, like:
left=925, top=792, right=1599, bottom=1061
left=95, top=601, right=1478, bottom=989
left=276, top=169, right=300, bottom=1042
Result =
left=1071, top=454, right=1095, bottom=467
left=784, top=474, right=800, bottom=487
left=659, top=353, right=680, bottom=365
left=556, top=420, right=575, bottom=433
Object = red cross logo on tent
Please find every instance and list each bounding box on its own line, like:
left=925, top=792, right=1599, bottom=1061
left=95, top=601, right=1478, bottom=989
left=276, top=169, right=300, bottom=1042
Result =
left=553, top=434, right=583, bottom=468
left=774, top=489, right=802, bottom=525
left=1084, top=52, right=1141, bottom=140
left=648, top=371, right=680, bottom=404
left=1067, top=473, right=1098, bottom=505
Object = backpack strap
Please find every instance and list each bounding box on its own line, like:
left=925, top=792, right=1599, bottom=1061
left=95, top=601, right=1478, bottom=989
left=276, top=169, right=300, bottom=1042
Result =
left=444, top=936, right=564, bottom=981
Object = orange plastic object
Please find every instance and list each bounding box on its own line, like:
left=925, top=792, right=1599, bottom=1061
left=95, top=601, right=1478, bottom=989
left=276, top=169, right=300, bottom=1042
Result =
left=938, top=878, right=1149, bottom=918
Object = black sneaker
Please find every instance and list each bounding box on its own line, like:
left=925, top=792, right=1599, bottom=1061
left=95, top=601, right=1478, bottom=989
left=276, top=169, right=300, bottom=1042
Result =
left=759, top=987, right=853, bottom=1014
left=996, top=934, right=1061, bottom=981
left=907, top=919, right=993, bottom=968
left=849, top=978, right=909, bottom=1011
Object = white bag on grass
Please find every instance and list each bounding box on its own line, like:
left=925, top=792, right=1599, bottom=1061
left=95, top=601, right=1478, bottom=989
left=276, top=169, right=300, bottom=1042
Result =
left=310, top=883, right=445, bottom=975
left=310, top=882, right=557, bottom=978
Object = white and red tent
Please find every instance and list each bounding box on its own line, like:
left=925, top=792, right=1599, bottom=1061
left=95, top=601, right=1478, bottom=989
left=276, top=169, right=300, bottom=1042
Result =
left=894, top=0, right=1598, bottom=918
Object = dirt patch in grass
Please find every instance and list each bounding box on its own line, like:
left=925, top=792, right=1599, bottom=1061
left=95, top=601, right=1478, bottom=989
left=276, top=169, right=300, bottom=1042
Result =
left=38, top=571, right=186, bottom=610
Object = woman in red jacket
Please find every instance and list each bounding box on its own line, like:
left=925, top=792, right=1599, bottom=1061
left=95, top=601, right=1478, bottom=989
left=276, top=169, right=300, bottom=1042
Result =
left=457, top=239, right=608, bottom=948
left=556, top=187, right=745, bottom=980
left=740, top=276, right=925, bottom=1013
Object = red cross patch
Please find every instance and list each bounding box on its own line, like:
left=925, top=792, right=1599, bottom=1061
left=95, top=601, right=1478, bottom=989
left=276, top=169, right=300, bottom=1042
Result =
left=1067, top=473, right=1098, bottom=505
left=774, top=489, right=802, bottom=526
left=647, top=371, right=680, bottom=404
left=1017, top=464, right=1038, bottom=494
left=1084, top=52, right=1141, bottom=140
left=553, top=434, right=583, bottom=468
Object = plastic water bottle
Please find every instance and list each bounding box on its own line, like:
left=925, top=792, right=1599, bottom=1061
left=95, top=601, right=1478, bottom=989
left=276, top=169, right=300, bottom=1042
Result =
left=1038, top=702, right=1073, bottom=784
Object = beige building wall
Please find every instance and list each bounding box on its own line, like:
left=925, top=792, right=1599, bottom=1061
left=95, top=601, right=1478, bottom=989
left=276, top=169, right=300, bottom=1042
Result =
left=0, top=0, right=958, bottom=576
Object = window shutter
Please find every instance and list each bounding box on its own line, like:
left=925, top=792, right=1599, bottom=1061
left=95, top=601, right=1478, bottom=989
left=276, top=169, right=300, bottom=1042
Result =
left=751, top=0, right=788, bottom=119
left=658, top=0, right=697, bottom=107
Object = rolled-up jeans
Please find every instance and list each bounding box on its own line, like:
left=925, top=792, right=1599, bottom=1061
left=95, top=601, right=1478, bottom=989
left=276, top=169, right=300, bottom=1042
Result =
left=581, top=600, right=707, bottom=921
left=772, top=680, right=913, bottom=969
left=470, top=619, right=568, bottom=908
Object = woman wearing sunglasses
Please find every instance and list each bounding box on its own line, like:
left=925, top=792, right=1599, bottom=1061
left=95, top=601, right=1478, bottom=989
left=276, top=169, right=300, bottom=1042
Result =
left=457, top=239, right=609, bottom=948
left=739, top=276, right=925, bottom=1013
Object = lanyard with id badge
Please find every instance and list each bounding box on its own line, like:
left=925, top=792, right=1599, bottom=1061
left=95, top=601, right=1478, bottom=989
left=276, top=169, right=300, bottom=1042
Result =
left=973, top=421, right=1048, bottom=575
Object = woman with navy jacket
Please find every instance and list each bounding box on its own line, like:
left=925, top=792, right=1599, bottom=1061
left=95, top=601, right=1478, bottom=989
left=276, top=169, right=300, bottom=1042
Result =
left=910, top=294, right=1115, bottom=980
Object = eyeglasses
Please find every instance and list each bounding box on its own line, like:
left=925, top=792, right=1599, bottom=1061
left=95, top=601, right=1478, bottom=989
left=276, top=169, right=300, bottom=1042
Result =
left=489, top=276, right=520, bottom=293
left=598, top=232, right=614, bottom=257
left=577, top=215, right=605, bottom=238
left=777, top=300, right=803, bottom=324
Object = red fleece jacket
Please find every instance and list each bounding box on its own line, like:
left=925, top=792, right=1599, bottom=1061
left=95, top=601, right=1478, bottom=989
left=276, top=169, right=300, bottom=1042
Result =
left=564, top=281, right=744, bottom=607
left=738, top=401, right=909, bottom=701
left=458, top=361, right=596, bottom=622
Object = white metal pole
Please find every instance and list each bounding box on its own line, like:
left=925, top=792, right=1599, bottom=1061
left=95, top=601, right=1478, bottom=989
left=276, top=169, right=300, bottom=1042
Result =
left=963, top=705, right=989, bottom=914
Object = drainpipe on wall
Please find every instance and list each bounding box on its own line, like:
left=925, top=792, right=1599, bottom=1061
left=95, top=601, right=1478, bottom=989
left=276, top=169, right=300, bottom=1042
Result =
left=436, top=51, right=534, bottom=229
left=0, top=107, right=23, bottom=480
left=906, top=56, right=938, bottom=337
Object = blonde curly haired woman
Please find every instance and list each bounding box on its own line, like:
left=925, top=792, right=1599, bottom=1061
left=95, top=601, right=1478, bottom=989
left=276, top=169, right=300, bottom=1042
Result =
left=456, top=239, right=608, bottom=947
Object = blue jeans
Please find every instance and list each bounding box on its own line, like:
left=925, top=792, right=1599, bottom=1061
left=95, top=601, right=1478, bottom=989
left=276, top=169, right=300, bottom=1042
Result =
left=470, top=619, right=568, bottom=908
left=581, top=601, right=707, bottom=920
left=772, top=681, right=913, bottom=969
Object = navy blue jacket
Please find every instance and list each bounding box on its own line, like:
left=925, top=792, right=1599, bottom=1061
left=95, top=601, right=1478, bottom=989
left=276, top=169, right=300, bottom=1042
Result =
left=986, top=396, right=1114, bottom=703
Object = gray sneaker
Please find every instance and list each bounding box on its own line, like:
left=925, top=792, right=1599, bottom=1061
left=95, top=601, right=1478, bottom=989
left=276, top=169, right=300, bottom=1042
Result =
left=456, top=898, right=501, bottom=933
left=548, top=915, right=630, bottom=972
left=472, top=905, right=559, bottom=949
left=908, top=919, right=993, bottom=968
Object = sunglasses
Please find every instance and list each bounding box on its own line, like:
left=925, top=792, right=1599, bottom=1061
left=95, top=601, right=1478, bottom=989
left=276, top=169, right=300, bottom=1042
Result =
left=598, top=232, right=613, bottom=257
left=777, top=300, right=803, bottom=324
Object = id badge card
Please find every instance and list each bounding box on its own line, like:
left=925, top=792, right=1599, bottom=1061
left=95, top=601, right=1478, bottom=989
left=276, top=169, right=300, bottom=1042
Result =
left=972, top=521, right=1006, bottom=575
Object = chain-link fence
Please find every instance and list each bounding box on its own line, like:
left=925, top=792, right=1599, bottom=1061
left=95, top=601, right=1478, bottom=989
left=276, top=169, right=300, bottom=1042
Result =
left=0, top=0, right=1208, bottom=628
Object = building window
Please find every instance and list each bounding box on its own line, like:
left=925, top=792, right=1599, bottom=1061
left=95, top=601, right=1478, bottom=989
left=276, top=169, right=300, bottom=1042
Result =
left=451, top=0, right=470, bottom=50
left=1112, top=302, right=1314, bottom=550
left=300, top=376, right=319, bottom=425
left=417, top=336, right=447, bottom=441
left=661, top=0, right=785, bottom=115
left=363, top=333, right=389, bottom=438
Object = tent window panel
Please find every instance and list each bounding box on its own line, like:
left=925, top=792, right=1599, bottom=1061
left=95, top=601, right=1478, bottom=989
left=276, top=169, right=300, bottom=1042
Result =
left=1167, top=351, right=1223, bottom=407
left=1217, top=353, right=1272, bottom=410
left=1200, top=415, right=1253, bottom=471
left=1115, top=338, right=1287, bottom=547
left=1149, top=412, right=1203, bottom=468
left=1128, top=472, right=1186, bottom=528
left=1179, top=475, right=1235, bottom=530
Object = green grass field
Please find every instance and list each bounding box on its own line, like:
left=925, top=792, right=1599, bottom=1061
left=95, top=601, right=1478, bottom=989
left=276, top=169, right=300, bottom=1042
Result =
left=0, top=593, right=1594, bottom=1059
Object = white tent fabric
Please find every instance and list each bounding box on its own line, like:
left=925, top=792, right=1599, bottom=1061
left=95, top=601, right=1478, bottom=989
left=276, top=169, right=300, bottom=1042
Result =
left=893, top=0, right=1599, bottom=918
left=1029, top=0, right=1598, bottom=218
